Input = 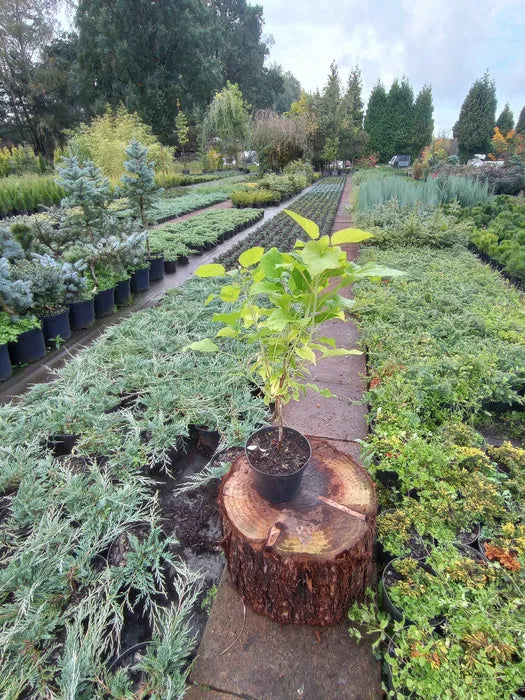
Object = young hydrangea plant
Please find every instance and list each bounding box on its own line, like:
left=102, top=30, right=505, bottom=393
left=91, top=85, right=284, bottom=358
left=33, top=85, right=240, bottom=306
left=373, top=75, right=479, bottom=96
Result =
left=190, top=210, right=403, bottom=443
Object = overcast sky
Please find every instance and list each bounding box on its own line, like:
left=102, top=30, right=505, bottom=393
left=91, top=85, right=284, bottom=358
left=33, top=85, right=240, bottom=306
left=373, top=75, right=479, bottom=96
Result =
left=259, top=0, right=525, bottom=135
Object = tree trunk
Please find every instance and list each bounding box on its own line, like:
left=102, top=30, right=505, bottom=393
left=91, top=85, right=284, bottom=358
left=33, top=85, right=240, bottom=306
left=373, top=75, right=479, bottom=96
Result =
left=219, top=437, right=376, bottom=625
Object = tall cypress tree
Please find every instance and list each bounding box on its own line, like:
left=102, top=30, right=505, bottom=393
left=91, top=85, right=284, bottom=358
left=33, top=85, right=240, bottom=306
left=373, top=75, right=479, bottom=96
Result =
left=364, top=82, right=389, bottom=161
left=318, top=61, right=342, bottom=145
left=339, top=66, right=367, bottom=162
left=453, top=72, right=497, bottom=161
left=412, top=85, right=434, bottom=159
left=516, top=106, right=525, bottom=135
left=495, top=104, right=514, bottom=135
left=388, top=78, right=414, bottom=156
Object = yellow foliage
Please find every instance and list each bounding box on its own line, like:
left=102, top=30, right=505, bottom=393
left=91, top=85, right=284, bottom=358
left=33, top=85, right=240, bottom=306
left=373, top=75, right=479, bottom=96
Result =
left=67, top=106, right=174, bottom=182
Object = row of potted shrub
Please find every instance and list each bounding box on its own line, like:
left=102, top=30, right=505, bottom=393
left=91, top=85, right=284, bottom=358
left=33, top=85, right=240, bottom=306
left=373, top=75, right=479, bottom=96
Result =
left=348, top=239, right=525, bottom=696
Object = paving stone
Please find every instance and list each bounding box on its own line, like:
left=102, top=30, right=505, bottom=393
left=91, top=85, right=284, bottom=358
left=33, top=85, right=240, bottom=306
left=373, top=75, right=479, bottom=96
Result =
left=283, top=382, right=368, bottom=442
left=190, top=570, right=381, bottom=700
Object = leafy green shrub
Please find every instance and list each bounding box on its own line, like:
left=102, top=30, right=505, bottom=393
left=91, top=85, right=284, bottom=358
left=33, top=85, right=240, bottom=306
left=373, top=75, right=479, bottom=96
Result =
left=356, top=200, right=471, bottom=248
left=467, top=195, right=525, bottom=283
left=152, top=191, right=230, bottom=220
left=283, top=159, right=314, bottom=182
left=231, top=189, right=281, bottom=208
left=0, top=257, right=33, bottom=314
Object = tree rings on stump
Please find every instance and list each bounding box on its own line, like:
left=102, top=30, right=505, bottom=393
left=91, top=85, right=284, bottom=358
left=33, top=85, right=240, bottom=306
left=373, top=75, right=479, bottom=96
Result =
left=219, top=437, right=377, bottom=625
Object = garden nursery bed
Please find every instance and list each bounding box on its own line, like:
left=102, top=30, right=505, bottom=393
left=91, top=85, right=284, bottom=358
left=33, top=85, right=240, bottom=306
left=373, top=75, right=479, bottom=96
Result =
left=0, top=176, right=346, bottom=696
left=346, top=170, right=525, bottom=699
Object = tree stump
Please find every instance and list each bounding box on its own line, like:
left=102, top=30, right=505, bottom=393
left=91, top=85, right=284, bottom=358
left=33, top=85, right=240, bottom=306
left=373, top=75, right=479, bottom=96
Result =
left=219, top=437, right=377, bottom=625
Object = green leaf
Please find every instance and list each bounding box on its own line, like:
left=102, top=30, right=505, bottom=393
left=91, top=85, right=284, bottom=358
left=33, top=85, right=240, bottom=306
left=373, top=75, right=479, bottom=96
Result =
left=321, top=348, right=362, bottom=357
left=294, top=239, right=305, bottom=248
left=183, top=338, right=219, bottom=352
left=301, top=240, right=342, bottom=277
left=331, top=228, right=375, bottom=245
left=354, top=264, right=406, bottom=278
left=259, top=248, right=285, bottom=277
left=220, top=285, right=241, bottom=302
left=204, top=293, right=216, bottom=305
left=212, top=311, right=241, bottom=324
left=194, top=263, right=225, bottom=278
left=284, top=210, right=320, bottom=239
left=264, top=308, right=295, bottom=331
left=216, top=327, right=239, bottom=338
left=295, top=345, right=316, bottom=363
left=239, top=246, right=264, bottom=267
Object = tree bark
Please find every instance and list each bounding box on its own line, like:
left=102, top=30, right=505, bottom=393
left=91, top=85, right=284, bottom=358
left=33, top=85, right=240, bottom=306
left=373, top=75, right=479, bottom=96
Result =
left=219, top=437, right=377, bottom=625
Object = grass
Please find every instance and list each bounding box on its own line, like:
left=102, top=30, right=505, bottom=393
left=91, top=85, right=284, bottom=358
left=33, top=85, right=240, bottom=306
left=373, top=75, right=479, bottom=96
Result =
left=356, top=174, right=490, bottom=211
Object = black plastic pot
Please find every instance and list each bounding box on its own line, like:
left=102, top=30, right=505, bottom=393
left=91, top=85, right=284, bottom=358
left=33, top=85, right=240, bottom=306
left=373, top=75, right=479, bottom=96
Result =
left=114, top=278, right=131, bottom=306
left=177, top=255, right=189, bottom=265
left=455, top=522, right=481, bottom=548
left=0, top=343, right=12, bottom=381
left=375, top=466, right=400, bottom=488
left=130, top=267, right=150, bottom=293
left=94, top=287, right=115, bottom=318
left=69, top=298, right=95, bottom=330
left=147, top=254, right=165, bottom=282
left=381, top=557, right=445, bottom=626
left=245, top=426, right=311, bottom=503
left=48, top=433, right=79, bottom=457
left=8, top=326, right=46, bottom=365
left=196, top=426, right=220, bottom=452
left=41, top=309, right=71, bottom=346
left=164, top=260, right=177, bottom=274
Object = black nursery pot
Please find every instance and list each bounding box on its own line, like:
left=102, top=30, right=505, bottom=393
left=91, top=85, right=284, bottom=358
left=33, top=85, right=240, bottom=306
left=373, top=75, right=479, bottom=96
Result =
left=177, top=254, right=189, bottom=266
left=381, top=557, right=445, bottom=626
left=130, top=267, right=150, bottom=293
left=69, top=298, right=95, bottom=330
left=164, top=260, right=177, bottom=275
left=245, top=426, right=311, bottom=503
left=94, top=287, right=115, bottom=318
left=8, top=326, right=46, bottom=365
left=114, top=278, right=131, bottom=306
left=0, top=343, right=12, bottom=381
left=48, top=433, right=79, bottom=457
left=41, top=309, right=71, bottom=346
left=196, top=426, right=220, bottom=452
left=147, top=254, right=165, bottom=282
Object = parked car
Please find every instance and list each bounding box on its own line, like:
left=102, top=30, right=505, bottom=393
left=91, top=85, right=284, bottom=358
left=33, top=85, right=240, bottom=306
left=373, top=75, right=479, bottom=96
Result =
left=388, top=155, right=411, bottom=168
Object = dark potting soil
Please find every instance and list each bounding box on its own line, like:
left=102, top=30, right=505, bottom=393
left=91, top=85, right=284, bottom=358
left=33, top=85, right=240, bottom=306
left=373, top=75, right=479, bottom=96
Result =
left=152, top=445, right=243, bottom=646
left=406, top=533, right=431, bottom=559
left=456, top=526, right=479, bottom=546
left=247, top=427, right=309, bottom=475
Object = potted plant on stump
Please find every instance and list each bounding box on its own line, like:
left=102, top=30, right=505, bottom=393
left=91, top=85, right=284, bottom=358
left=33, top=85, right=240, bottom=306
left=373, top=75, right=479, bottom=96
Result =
left=192, top=210, right=403, bottom=502
left=120, top=140, right=165, bottom=281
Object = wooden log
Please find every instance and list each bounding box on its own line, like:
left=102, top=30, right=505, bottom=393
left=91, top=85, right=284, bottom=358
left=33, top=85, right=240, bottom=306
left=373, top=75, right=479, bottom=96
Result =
left=219, top=437, right=376, bottom=625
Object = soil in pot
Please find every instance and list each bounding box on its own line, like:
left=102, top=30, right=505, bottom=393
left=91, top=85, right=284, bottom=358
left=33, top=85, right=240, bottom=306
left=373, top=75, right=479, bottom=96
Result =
left=8, top=326, right=46, bottom=365
left=246, top=426, right=310, bottom=476
left=0, top=343, right=12, bottom=381
left=114, top=278, right=131, bottom=306
left=69, top=298, right=95, bottom=330
left=455, top=523, right=481, bottom=547
left=41, top=308, right=71, bottom=346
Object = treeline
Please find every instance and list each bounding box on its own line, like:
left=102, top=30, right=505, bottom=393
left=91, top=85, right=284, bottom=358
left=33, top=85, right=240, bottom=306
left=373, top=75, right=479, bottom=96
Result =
left=0, top=0, right=301, bottom=156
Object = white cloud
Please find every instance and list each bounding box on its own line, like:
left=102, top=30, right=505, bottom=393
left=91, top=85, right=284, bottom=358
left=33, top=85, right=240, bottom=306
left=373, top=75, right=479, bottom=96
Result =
left=259, top=0, right=525, bottom=133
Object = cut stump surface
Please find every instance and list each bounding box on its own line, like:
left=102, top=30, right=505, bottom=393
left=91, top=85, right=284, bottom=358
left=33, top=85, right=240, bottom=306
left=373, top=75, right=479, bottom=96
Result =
left=219, top=437, right=377, bottom=625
